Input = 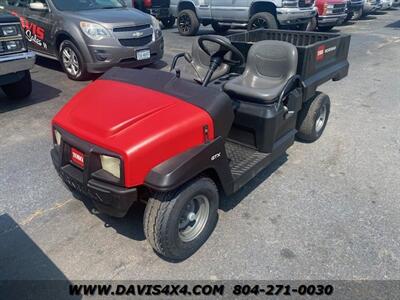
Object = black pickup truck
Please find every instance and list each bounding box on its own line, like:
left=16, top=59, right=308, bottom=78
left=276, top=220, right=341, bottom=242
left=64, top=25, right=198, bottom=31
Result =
left=0, top=11, right=35, bottom=99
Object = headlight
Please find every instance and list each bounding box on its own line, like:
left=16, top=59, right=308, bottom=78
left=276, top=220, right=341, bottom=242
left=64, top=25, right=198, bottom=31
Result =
left=100, top=155, right=121, bottom=179
left=54, top=129, right=62, bottom=146
left=150, top=16, right=162, bottom=40
left=1, top=25, right=18, bottom=36
left=80, top=22, right=110, bottom=41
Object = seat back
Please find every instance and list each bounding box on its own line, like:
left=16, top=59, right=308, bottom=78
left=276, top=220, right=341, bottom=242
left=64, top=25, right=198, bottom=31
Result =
left=242, top=40, right=298, bottom=88
left=191, top=36, right=231, bottom=82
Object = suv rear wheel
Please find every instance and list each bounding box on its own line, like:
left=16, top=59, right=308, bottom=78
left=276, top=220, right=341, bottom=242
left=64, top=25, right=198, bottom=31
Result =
left=161, top=16, right=176, bottom=28
left=2, top=70, right=32, bottom=99
left=59, top=40, right=89, bottom=81
left=247, top=12, right=278, bottom=30
left=177, top=9, right=200, bottom=36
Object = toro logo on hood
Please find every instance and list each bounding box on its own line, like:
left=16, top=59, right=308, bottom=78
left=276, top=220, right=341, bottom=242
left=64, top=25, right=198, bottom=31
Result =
left=71, top=148, right=84, bottom=168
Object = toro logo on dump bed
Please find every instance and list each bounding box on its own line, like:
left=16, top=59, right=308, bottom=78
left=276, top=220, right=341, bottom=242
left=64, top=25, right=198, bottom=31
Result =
left=71, top=148, right=85, bottom=168
left=316, top=45, right=337, bottom=61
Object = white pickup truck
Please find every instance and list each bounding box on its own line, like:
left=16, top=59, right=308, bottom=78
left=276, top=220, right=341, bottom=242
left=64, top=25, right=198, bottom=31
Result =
left=170, top=0, right=317, bottom=35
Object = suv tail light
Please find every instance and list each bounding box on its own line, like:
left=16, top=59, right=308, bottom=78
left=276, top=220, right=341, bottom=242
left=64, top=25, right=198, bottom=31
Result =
left=144, top=0, right=152, bottom=8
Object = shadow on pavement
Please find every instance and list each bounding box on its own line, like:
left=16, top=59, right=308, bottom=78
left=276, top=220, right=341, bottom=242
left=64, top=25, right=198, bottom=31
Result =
left=0, top=213, right=80, bottom=299
left=385, top=20, right=400, bottom=28
left=72, top=191, right=146, bottom=241
left=0, top=80, right=61, bottom=113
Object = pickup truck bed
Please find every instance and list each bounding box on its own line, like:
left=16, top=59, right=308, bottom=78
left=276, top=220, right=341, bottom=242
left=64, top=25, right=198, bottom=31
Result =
left=229, top=29, right=351, bottom=101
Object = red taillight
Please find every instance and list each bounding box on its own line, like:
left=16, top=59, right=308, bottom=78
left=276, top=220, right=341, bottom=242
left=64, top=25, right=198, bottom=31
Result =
left=144, top=0, right=152, bottom=8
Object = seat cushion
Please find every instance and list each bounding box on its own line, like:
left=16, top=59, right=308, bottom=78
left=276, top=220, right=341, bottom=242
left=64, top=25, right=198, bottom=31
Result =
left=224, top=40, right=298, bottom=104
left=224, top=75, right=287, bottom=104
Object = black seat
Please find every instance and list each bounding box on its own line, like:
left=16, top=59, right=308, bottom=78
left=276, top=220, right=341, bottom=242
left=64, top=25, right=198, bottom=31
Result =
left=191, top=36, right=232, bottom=83
left=224, top=40, right=298, bottom=104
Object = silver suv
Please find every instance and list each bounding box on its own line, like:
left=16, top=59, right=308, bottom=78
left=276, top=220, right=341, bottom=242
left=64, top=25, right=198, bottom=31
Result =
left=170, top=0, right=317, bottom=36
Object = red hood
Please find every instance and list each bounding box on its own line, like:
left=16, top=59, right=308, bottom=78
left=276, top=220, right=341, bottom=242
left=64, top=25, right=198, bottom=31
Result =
left=52, top=79, right=214, bottom=187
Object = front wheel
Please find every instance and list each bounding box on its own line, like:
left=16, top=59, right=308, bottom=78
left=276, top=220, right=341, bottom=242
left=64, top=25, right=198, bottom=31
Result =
left=177, top=9, right=200, bottom=36
left=296, top=92, right=331, bottom=142
left=247, top=12, right=278, bottom=30
left=144, top=177, right=219, bottom=260
left=1, top=70, right=32, bottom=99
left=59, top=40, right=89, bottom=81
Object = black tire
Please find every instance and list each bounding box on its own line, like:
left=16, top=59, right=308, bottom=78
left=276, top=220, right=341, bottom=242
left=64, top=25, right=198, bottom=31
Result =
left=211, top=21, right=230, bottom=34
left=2, top=70, right=32, bottom=99
left=301, top=16, right=317, bottom=31
left=177, top=9, right=200, bottom=36
left=161, top=16, right=175, bottom=28
left=352, top=8, right=363, bottom=20
left=144, top=177, right=219, bottom=260
left=247, top=12, right=278, bottom=30
left=296, top=92, right=331, bottom=142
left=344, top=12, right=353, bottom=22
left=59, top=39, right=89, bottom=81
left=318, top=25, right=335, bottom=32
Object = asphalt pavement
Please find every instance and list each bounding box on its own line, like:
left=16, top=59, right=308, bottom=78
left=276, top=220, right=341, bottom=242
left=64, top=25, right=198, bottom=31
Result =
left=0, top=9, right=399, bottom=280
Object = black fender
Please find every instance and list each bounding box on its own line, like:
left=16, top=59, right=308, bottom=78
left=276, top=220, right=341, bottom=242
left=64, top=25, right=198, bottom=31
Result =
left=144, top=137, right=234, bottom=195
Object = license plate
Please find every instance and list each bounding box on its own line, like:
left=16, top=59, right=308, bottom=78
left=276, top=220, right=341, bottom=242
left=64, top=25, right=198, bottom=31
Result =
left=136, top=49, right=151, bottom=60
left=71, top=147, right=85, bottom=168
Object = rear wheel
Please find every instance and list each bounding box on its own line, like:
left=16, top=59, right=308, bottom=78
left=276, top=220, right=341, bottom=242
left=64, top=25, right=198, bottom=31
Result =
left=177, top=9, right=200, bottom=36
left=318, top=25, right=335, bottom=32
left=161, top=16, right=176, bottom=28
left=59, top=40, right=89, bottom=81
left=144, top=177, right=219, bottom=260
left=247, top=12, right=278, bottom=30
left=2, top=70, right=32, bottom=99
left=352, top=8, right=363, bottom=20
left=211, top=21, right=230, bottom=34
left=296, top=92, right=331, bottom=142
left=302, top=16, right=317, bottom=31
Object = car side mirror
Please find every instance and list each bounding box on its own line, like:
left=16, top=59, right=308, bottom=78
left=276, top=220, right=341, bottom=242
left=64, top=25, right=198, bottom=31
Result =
left=29, top=2, right=49, bottom=11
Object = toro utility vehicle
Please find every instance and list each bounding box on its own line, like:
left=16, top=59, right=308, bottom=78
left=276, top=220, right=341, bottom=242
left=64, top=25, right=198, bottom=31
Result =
left=51, top=29, right=350, bottom=260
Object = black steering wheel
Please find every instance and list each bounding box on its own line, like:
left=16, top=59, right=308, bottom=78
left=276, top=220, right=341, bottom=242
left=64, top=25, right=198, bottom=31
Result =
left=198, top=35, right=245, bottom=67
left=197, top=35, right=245, bottom=86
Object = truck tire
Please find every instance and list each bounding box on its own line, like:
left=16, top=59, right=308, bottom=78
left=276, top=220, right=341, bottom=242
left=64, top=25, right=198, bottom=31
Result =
left=247, top=12, right=278, bottom=30
left=2, top=70, right=32, bottom=99
left=59, top=40, right=89, bottom=81
left=144, top=177, right=219, bottom=260
left=161, top=16, right=176, bottom=28
left=296, top=92, right=331, bottom=142
left=318, top=25, right=335, bottom=32
left=177, top=9, right=200, bottom=36
left=352, top=8, right=363, bottom=20
left=302, top=16, right=317, bottom=31
left=211, top=21, right=230, bottom=34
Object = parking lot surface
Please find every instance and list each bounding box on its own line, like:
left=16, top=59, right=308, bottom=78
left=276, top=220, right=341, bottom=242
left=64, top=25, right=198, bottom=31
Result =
left=1, top=10, right=400, bottom=280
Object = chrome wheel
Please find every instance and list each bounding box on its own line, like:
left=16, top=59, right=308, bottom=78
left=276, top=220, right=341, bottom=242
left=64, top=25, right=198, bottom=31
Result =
left=178, top=195, right=210, bottom=242
left=315, top=104, right=327, bottom=133
left=178, top=14, right=191, bottom=33
left=62, top=47, right=80, bottom=77
left=251, top=18, right=269, bottom=29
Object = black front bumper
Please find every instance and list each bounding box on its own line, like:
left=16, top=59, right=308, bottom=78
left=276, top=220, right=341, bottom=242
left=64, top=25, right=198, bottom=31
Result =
left=51, top=134, right=137, bottom=218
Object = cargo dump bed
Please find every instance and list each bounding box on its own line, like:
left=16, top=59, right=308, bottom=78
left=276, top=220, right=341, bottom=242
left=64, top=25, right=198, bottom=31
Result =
left=228, top=29, right=351, bottom=101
